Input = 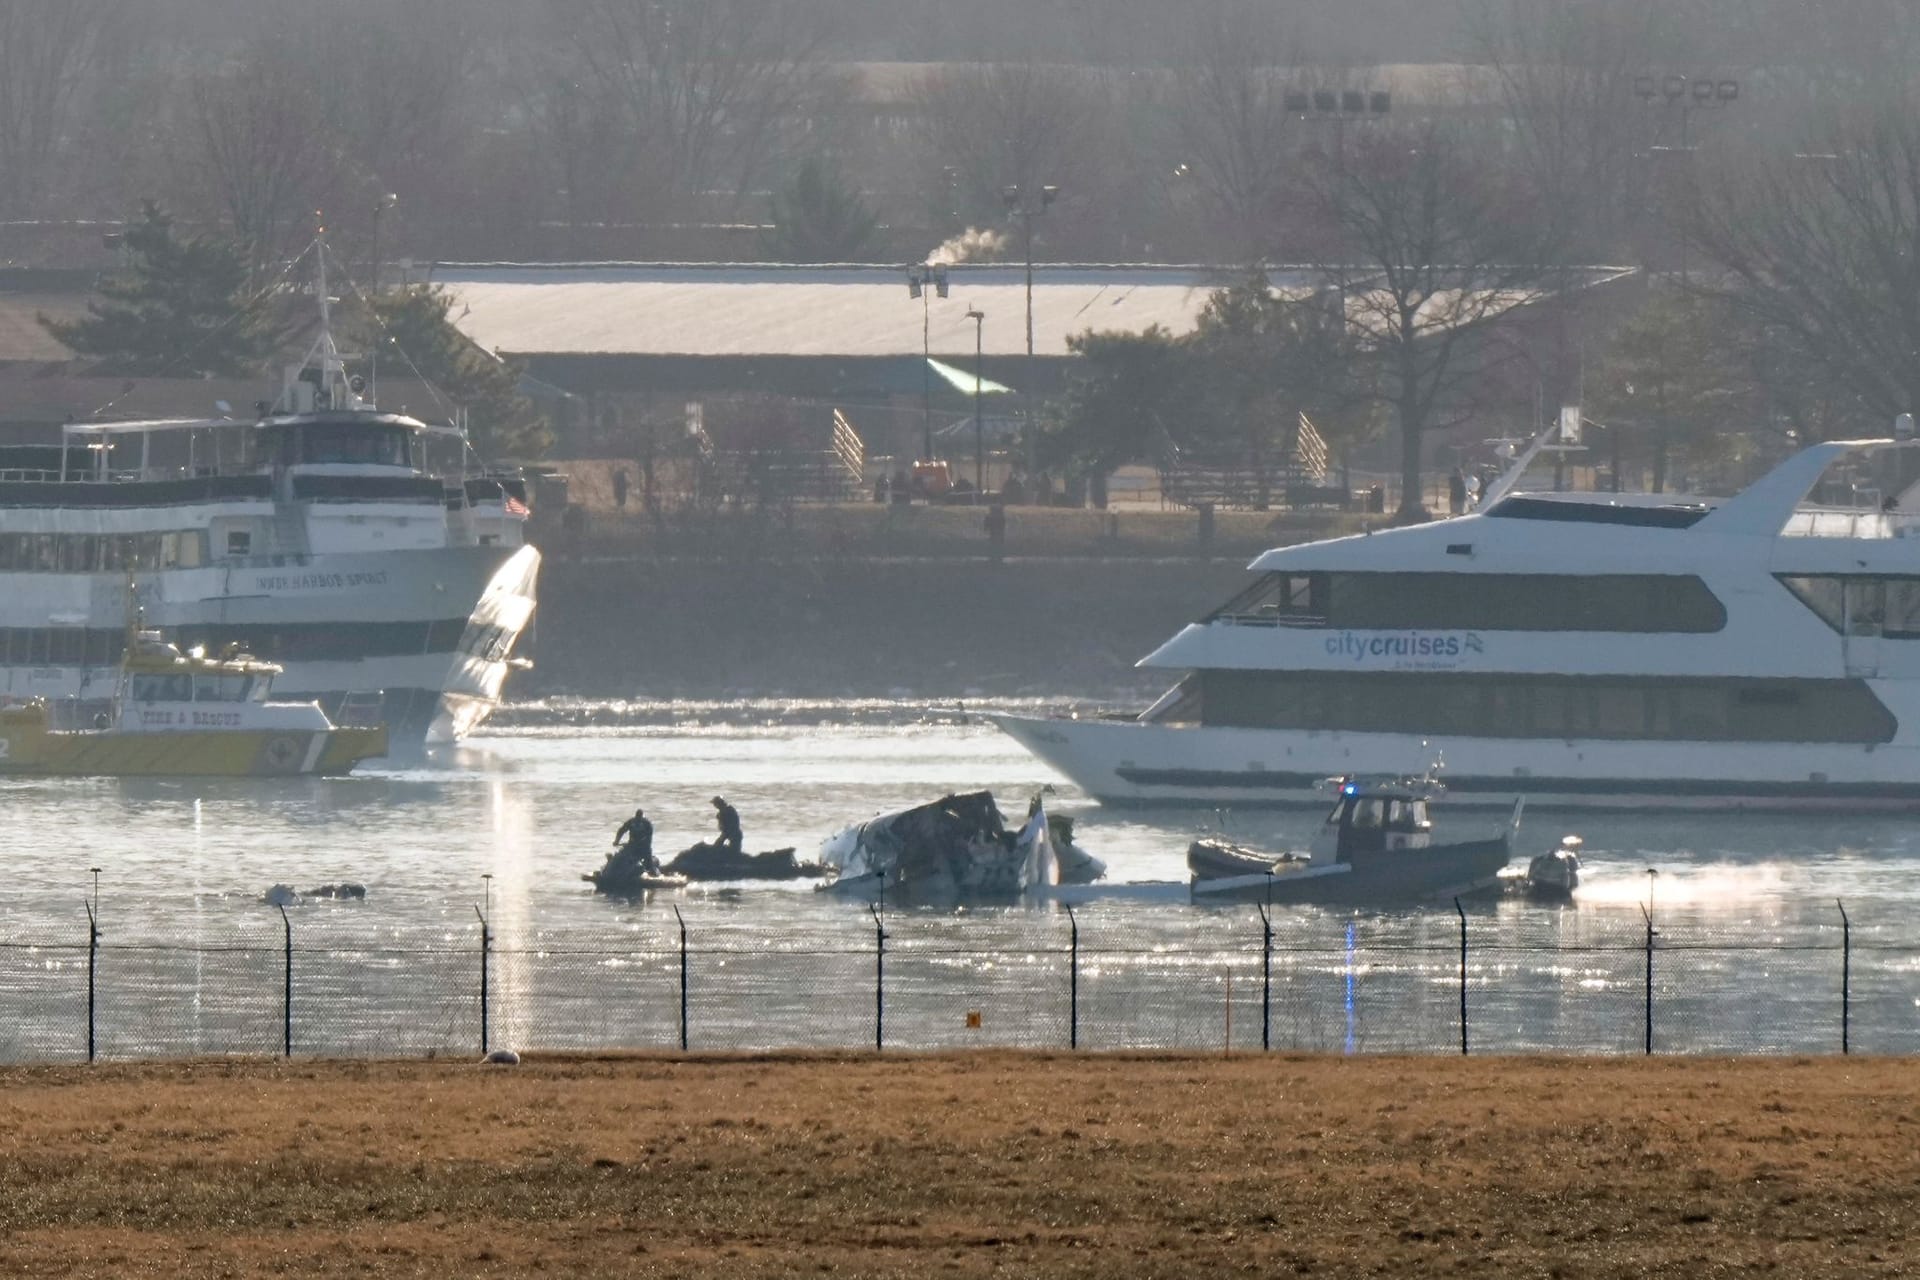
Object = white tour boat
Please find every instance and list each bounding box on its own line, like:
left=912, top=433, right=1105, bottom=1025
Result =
left=997, top=437, right=1920, bottom=811
left=0, top=244, right=538, bottom=746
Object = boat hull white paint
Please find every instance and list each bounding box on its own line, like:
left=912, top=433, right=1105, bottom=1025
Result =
left=993, top=714, right=1920, bottom=812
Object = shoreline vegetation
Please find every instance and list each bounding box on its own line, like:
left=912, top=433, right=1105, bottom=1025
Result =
left=3, top=1053, right=1913, bottom=1277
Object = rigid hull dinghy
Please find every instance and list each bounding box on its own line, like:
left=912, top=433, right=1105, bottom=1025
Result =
left=1188, top=777, right=1518, bottom=905
left=0, top=624, right=385, bottom=777
left=661, top=843, right=825, bottom=881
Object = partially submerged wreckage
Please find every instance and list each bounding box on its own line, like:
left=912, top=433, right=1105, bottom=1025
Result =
left=817, top=790, right=1107, bottom=905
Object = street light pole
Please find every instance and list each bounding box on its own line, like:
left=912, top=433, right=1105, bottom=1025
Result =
left=906, top=262, right=949, bottom=461
left=368, top=192, right=397, bottom=405
left=369, top=192, right=397, bottom=294
left=1002, top=184, right=1057, bottom=487
left=966, top=308, right=985, bottom=499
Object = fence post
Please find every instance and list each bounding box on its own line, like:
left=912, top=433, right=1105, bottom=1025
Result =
left=1837, top=899, right=1851, bottom=1055
left=673, top=904, right=689, bottom=1052
left=84, top=901, right=97, bottom=1064
left=1454, top=897, right=1468, bottom=1057
left=1066, top=904, right=1079, bottom=1051
left=474, top=904, right=491, bottom=1057
left=1641, top=903, right=1656, bottom=1055
left=869, top=903, right=886, bottom=1052
left=279, top=905, right=293, bottom=1059
left=1258, top=905, right=1272, bottom=1053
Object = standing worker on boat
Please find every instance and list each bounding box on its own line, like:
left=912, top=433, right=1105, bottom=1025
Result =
left=711, top=796, right=743, bottom=854
left=611, top=807, right=657, bottom=874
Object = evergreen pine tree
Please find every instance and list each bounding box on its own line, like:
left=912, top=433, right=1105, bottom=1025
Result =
left=367, top=286, right=553, bottom=460
left=761, top=158, right=881, bottom=262
left=42, top=201, right=280, bottom=377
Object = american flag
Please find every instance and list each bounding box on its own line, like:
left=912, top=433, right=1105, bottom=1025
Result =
left=503, top=494, right=529, bottom=517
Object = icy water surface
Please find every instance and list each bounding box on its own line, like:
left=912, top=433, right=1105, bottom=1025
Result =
left=0, top=700, right=1915, bottom=1059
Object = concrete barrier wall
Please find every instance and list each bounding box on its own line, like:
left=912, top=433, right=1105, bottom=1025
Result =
left=526, top=556, right=1253, bottom=700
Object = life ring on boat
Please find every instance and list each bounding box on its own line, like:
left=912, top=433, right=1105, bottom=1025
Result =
left=265, top=736, right=301, bottom=770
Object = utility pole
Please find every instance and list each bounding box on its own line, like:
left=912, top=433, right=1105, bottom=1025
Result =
left=1002, top=184, right=1057, bottom=487
left=906, top=262, right=950, bottom=461
left=966, top=309, right=986, bottom=498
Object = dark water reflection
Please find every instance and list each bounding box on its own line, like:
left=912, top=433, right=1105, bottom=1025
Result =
left=0, top=709, right=1912, bottom=1059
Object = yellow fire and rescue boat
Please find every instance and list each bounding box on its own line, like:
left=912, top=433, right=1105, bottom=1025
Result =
left=0, top=625, right=386, bottom=777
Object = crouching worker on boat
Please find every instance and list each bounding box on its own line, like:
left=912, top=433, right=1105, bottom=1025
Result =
left=610, top=807, right=660, bottom=876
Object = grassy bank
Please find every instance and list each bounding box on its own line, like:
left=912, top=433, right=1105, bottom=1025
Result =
left=1, top=1054, right=1913, bottom=1277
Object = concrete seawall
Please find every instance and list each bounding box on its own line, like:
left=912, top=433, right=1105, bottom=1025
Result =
left=524, top=555, right=1252, bottom=699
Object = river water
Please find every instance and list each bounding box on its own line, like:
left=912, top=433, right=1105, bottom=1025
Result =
left=1, top=699, right=1916, bottom=1060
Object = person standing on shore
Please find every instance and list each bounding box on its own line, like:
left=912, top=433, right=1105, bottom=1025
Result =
left=711, top=796, right=743, bottom=854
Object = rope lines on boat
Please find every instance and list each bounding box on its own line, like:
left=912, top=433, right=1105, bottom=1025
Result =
left=81, top=240, right=314, bottom=422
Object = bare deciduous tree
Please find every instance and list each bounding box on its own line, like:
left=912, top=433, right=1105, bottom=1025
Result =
left=1164, top=5, right=1304, bottom=260
left=0, top=0, right=112, bottom=218
left=287, top=0, right=489, bottom=252
left=179, top=53, right=343, bottom=267
left=1460, top=0, right=1674, bottom=264
left=1309, top=122, right=1560, bottom=521
left=1685, top=102, right=1920, bottom=439
left=560, top=0, right=834, bottom=212
left=907, top=62, right=1100, bottom=235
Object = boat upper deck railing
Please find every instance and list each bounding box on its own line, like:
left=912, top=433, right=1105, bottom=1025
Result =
left=1780, top=507, right=1920, bottom=539
left=1211, top=610, right=1328, bottom=628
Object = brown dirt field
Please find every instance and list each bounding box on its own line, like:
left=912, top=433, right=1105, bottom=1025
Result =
left=0, top=1054, right=1914, bottom=1278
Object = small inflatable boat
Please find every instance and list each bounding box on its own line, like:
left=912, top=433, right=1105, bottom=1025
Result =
left=661, top=842, right=825, bottom=882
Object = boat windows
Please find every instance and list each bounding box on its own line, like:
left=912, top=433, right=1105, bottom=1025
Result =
left=130, top=674, right=192, bottom=703
left=1197, top=670, right=1897, bottom=744
left=0, top=531, right=207, bottom=573
left=1140, top=674, right=1204, bottom=724
left=1779, top=575, right=1920, bottom=638
left=1349, top=799, right=1385, bottom=828
left=278, top=423, right=412, bottom=468
left=1205, top=573, right=1327, bottom=625
left=47, top=630, right=84, bottom=665
left=1483, top=496, right=1710, bottom=529
left=226, top=530, right=252, bottom=557
left=192, top=674, right=251, bottom=702
left=1322, top=573, right=1726, bottom=633
left=1387, top=799, right=1430, bottom=830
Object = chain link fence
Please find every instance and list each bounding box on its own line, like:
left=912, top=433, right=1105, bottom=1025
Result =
left=1, top=901, right=1914, bottom=1062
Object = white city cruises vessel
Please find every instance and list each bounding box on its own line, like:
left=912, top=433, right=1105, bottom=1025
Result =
left=997, top=438, right=1920, bottom=811
left=0, top=250, right=539, bottom=746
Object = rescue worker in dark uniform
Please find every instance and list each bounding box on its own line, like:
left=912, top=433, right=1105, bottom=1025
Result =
left=611, top=807, right=658, bottom=875
left=711, top=796, right=743, bottom=855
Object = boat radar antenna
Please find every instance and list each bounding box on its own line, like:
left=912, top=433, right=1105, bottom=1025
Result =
left=274, top=218, right=370, bottom=417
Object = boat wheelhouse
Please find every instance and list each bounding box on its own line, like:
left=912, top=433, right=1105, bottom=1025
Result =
left=996, top=438, right=1920, bottom=811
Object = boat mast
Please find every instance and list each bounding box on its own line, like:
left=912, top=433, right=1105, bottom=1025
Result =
left=276, top=226, right=368, bottom=416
